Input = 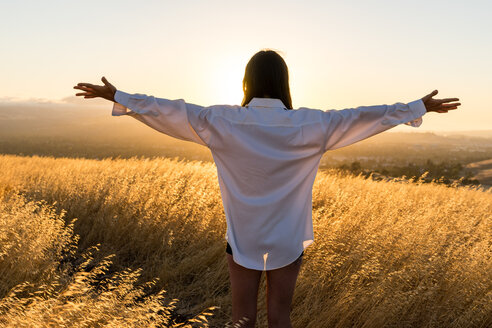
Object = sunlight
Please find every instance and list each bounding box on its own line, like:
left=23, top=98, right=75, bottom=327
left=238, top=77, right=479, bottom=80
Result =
left=208, top=55, right=246, bottom=106
left=263, top=252, right=269, bottom=271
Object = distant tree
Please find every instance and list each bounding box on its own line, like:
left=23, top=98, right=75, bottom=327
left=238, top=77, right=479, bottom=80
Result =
left=350, top=161, right=362, bottom=172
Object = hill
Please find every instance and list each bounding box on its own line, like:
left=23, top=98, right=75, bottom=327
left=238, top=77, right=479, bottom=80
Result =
left=466, top=158, right=492, bottom=186
left=1, top=103, right=492, bottom=172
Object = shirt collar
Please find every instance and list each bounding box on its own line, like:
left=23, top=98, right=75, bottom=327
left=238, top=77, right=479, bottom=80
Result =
left=246, top=97, right=287, bottom=109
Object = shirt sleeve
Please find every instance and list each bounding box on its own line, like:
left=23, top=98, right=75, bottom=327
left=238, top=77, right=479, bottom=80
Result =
left=320, top=99, right=427, bottom=152
left=111, top=90, right=213, bottom=147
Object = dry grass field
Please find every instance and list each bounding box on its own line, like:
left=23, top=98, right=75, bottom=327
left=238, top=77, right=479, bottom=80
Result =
left=0, top=154, right=491, bottom=327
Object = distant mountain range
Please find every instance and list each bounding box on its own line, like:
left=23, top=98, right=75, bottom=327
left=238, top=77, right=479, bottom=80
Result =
left=1, top=103, right=491, bottom=140
left=434, top=130, right=492, bottom=138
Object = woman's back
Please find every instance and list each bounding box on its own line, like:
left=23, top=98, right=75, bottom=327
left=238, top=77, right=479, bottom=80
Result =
left=204, top=97, right=324, bottom=270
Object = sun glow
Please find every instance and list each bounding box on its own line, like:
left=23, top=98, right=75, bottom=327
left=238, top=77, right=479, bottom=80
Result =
left=207, top=54, right=247, bottom=106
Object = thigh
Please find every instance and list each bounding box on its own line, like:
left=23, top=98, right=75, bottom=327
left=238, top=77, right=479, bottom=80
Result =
left=227, top=254, right=263, bottom=326
left=266, top=255, right=303, bottom=315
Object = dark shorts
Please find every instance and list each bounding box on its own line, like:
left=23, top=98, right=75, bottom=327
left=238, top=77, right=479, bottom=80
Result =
left=226, top=242, right=304, bottom=260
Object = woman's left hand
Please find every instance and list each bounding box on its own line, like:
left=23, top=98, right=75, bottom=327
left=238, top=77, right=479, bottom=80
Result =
left=421, top=90, right=461, bottom=113
left=73, top=76, right=116, bottom=102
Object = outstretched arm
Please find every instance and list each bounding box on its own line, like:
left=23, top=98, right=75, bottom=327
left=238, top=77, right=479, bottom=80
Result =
left=321, top=90, right=460, bottom=151
left=73, top=77, right=212, bottom=147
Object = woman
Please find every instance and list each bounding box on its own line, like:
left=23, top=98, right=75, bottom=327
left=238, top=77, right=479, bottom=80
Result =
left=74, top=50, right=460, bottom=328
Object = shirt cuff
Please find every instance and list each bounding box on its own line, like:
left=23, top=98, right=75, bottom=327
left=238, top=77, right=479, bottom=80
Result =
left=111, top=90, right=132, bottom=116
left=404, top=99, right=427, bottom=127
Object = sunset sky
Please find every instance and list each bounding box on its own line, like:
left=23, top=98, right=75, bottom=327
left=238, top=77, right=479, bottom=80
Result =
left=1, top=0, right=491, bottom=131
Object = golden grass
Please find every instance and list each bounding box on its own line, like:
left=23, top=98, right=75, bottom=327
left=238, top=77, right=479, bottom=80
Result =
left=0, top=154, right=490, bottom=327
left=0, top=190, right=219, bottom=327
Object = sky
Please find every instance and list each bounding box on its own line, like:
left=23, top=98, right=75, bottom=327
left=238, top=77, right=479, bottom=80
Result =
left=1, top=0, right=491, bottom=131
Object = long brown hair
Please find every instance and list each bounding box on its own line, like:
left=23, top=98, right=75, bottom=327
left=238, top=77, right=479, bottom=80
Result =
left=241, top=50, right=293, bottom=109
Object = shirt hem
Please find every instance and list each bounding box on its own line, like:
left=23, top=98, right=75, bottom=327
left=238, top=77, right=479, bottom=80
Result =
left=229, top=238, right=314, bottom=271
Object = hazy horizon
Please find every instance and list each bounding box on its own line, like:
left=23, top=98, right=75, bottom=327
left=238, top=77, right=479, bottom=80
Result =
left=1, top=96, right=490, bottom=135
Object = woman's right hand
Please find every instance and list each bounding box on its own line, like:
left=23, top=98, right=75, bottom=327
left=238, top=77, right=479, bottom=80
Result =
left=421, top=90, right=461, bottom=113
left=73, top=76, right=117, bottom=102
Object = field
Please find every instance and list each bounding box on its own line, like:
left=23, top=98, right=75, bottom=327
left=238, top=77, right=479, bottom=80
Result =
left=1, top=103, right=492, bottom=327
left=1, top=154, right=491, bottom=327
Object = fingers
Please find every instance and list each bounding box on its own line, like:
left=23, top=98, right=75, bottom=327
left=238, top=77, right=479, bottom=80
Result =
left=101, top=76, right=112, bottom=87
left=74, top=86, right=95, bottom=92
left=75, top=92, right=98, bottom=98
left=441, top=102, right=461, bottom=108
left=73, top=80, right=109, bottom=100
left=428, top=89, right=438, bottom=97
left=424, top=90, right=438, bottom=100
left=436, top=98, right=460, bottom=103
left=422, top=89, right=438, bottom=103
left=433, top=102, right=460, bottom=112
left=432, top=101, right=460, bottom=113
left=76, top=82, right=98, bottom=88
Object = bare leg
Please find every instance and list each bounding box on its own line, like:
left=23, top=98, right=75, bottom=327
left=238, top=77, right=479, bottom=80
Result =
left=227, top=254, right=263, bottom=328
left=266, top=255, right=303, bottom=328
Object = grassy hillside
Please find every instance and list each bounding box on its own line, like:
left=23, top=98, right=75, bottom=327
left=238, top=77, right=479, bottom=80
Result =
left=466, top=159, right=492, bottom=186
left=0, top=154, right=490, bottom=327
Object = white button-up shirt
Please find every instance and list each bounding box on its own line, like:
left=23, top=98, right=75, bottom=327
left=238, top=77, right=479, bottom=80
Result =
left=112, top=90, right=426, bottom=270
